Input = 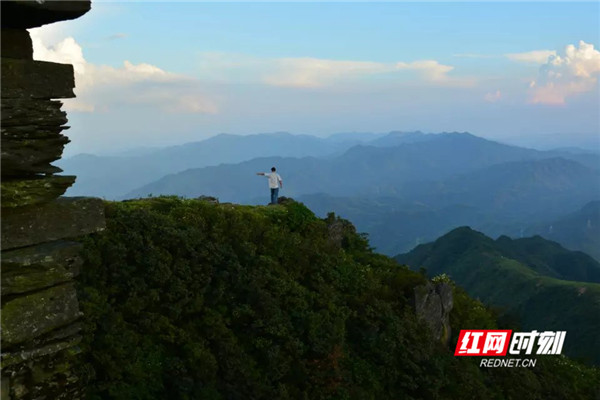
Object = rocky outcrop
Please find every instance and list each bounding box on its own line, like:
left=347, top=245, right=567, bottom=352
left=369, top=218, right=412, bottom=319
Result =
left=414, top=282, right=453, bottom=344
left=325, top=212, right=359, bottom=249
left=1, top=197, right=105, bottom=249
left=196, top=195, right=219, bottom=203
left=1, top=2, right=101, bottom=399
left=1, top=1, right=91, bottom=29
left=2, top=241, right=83, bottom=296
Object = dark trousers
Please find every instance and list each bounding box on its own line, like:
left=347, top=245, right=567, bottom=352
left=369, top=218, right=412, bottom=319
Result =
left=270, top=188, right=279, bottom=204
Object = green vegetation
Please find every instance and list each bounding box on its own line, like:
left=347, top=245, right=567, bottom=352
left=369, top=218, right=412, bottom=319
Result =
left=495, top=234, right=600, bottom=282
left=396, top=226, right=600, bottom=365
left=79, top=198, right=599, bottom=399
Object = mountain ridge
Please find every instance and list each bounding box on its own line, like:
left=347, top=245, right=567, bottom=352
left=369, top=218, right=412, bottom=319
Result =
left=395, top=226, right=600, bottom=364
left=61, top=131, right=600, bottom=200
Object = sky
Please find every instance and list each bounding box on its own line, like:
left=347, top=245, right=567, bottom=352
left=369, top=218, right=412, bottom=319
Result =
left=30, top=1, right=600, bottom=156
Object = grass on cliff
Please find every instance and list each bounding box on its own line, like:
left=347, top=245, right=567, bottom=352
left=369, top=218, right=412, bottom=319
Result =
left=78, top=197, right=599, bottom=400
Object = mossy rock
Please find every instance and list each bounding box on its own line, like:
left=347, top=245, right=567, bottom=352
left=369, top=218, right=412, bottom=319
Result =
left=2, top=344, right=85, bottom=400
left=1, top=197, right=105, bottom=250
left=1, top=283, right=80, bottom=347
left=2, top=241, right=83, bottom=295
left=1, top=175, right=75, bottom=208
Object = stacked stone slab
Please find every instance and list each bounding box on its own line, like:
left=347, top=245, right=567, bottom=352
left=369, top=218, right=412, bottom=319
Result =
left=1, top=1, right=106, bottom=399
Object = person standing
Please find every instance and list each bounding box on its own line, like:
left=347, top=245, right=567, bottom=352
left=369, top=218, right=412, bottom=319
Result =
left=256, top=167, right=283, bottom=205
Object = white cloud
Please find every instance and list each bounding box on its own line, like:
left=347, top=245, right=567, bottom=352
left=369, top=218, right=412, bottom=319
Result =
left=529, top=41, right=600, bottom=105
left=505, top=50, right=556, bottom=64
left=29, top=28, right=217, bottom=114
left=30, top=33, right=86, bottom=74
left=264, top=57, right=389, bottom=88
left=484, top=90, right=502, bottom=102
left=395, top=60, right=474, bottom=86
left=198, top=52, right=472, bottom=89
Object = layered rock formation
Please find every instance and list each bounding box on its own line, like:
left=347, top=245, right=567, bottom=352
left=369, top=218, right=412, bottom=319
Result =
left=1, top=1, right=105, bottom=399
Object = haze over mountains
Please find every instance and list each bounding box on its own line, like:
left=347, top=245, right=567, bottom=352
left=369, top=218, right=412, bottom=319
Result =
left=61, top=131, right=600, bottom=258
left=60, top=131, right=599, bottom=199
left=124, top=133, right=598, bottom=200
left=59, top=132, right=380, bottom=199
left=524, top=201, right=600, bottom=261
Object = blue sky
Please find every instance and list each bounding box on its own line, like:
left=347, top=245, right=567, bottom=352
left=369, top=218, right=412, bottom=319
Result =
left=30, top=2, right=600, bottom=155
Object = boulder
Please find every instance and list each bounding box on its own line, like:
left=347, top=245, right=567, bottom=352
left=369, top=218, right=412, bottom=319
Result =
left=326, top=214, right=357, bottom=249
left=414, top=282, right=454, bottom=344
left=196, top=195, right=219, bottom=203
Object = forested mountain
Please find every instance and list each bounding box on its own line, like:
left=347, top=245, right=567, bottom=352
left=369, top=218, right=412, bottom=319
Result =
left=395, top=227, right=600, bottom=364
left=299, top=194, right=532, bottom=255
left=78, top=197, right=599, bottom=399
left=494, top=234, right=600, bottom=282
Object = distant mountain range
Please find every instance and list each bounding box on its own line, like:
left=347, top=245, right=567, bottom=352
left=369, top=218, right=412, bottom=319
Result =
left=61, top=131, right=599, bottom=200
left=120, top=132, right=599, bottom=257
left=124, top=132, right=598, bottom=202
left=407, top=157, right=599, bottom=217
left=395, top=227, right=600, bottom=364
left=525, top=201, right=600, bottom=261
left=59, top=131, right=374, bottom=199
left=60, top=131, right=599, bottom=260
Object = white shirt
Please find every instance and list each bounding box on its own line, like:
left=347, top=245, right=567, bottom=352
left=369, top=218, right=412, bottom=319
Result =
left=265, top=172, right=282, bottom=189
